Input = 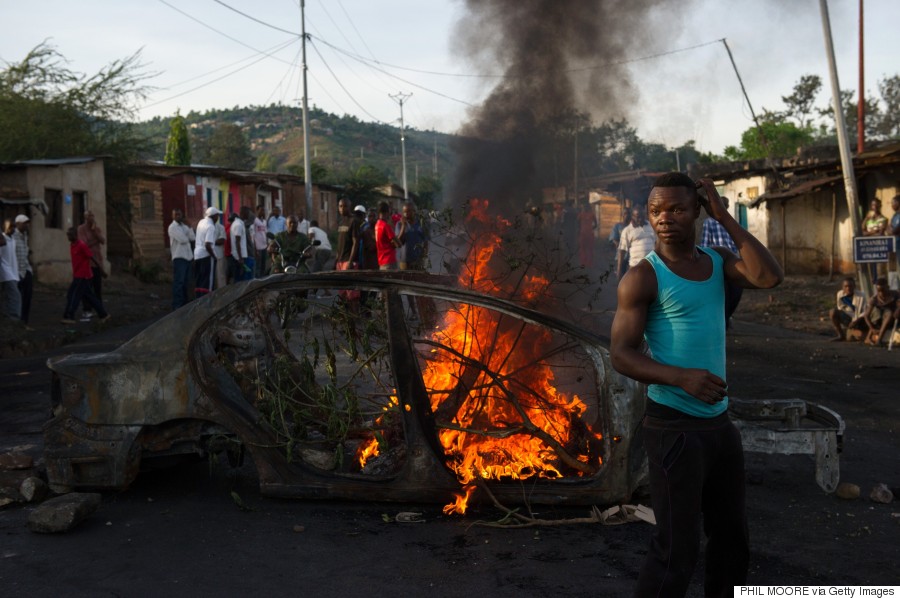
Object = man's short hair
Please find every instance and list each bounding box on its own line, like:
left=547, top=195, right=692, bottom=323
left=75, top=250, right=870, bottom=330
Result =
left=652, top=172, right=696, bottom=192
left=378, top=201, right=391, bottom=215
left=842, top=276, right=855, bottom=285
left=875, top=276, right=888, bottom=287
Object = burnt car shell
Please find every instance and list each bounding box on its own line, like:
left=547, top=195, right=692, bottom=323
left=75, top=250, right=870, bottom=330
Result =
left=45, top=271, right=647, bottom=507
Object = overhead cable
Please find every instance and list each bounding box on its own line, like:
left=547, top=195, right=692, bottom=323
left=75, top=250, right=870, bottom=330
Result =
left=308, top=39, right=387, bottom=124
left=157, top=0, right=298, bottom=66
left=211, top=0, right=301, bottom=37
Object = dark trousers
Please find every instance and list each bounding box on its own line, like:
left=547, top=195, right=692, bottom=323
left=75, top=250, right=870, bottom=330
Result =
left=635, top=414, right=749, bottom=598
left=81, top=266, right=103, bottom=312
left=172, top=258, right=192, bottom=310
left=194, top=256, right=214, bottom=297
left=65, top=278, right=108, bottom=319
left=18, top=270, right=33, bottom=323
left=255, top=249, right=268, bottom=278
left=724, top=282, right=744, bottom=323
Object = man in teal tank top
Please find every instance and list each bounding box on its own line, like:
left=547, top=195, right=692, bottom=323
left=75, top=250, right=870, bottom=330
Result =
left=610, top=172, right=783, bottom=597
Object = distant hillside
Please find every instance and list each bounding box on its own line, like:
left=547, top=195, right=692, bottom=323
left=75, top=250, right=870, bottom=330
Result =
left=136, top=104, right=456, bottom=191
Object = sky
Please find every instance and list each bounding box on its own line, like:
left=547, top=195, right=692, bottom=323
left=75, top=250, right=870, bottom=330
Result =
left=1, top=0, right=897, bottom=155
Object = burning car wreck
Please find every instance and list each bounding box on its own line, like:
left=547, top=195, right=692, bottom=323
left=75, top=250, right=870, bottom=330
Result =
left=44, top=197, right=843, bottom=515
left=44, top=267, right=649, bottom=515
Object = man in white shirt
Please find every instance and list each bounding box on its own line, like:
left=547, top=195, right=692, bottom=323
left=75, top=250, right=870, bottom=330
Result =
left=0, top=224, right=21, bottom=320
left=194, top=207, right=220, bottom=297
left=229, top=206, right=251, bottom=282
left=214, top=214, right=227, bottom=289
left=252, top=205, right=268, bottom=277
left=168, top=209, right=196, bottom=309
left=12, top=215, right=33, bottom=323
left=307, top=220, right=332, bottom=273
left=617, top=205, right=656, bottom=280
left=828, top=276, right=868, bottom=341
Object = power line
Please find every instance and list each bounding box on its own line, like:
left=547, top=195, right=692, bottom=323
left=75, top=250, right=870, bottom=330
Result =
left=157, top=0, right=298, bottom=66
left=211, top=0, right=300, bottom=37
left=312, top=35, right=475, bottom=107
left=316, top=36, right=726, bottom=79
left=144, top=39, right=297, bottom=109
left=308, top=39, right=387, bottom=123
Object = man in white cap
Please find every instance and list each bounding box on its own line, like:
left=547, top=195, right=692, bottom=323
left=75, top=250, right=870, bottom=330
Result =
left=12, top=214, right=33, bottom=323
left=194, top=207, right=220, bottom=297
left=0, top=217, right=21, bottom=320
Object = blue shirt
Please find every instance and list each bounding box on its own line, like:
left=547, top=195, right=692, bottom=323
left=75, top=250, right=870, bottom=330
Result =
left=643, top=247, right=728, bottom=418
left=396, top=220, right=428, bottom=264
left=267, top=215, right=286, bottom=235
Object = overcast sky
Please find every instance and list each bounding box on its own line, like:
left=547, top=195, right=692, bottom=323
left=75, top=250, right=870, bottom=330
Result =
left=1, top=0, right=896, bottom=154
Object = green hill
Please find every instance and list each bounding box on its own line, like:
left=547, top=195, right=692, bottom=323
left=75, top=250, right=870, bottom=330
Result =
left=136, top=104, right=455, bottom=192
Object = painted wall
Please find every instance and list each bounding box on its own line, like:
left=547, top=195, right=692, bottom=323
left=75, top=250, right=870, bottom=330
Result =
left=23, top=160, right=108, bottom=285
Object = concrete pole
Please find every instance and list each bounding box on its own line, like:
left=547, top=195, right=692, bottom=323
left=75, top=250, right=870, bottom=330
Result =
left=857, top=0, right=865, bottom=153
left=390, top=92, right=411, bottom=200
left=301, top=0, right=313, bottom=220
left=819, top=0, right=869, bottom=294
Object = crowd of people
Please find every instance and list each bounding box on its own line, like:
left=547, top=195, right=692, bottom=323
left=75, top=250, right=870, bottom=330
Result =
left=165, top=198, right=430, bottom=311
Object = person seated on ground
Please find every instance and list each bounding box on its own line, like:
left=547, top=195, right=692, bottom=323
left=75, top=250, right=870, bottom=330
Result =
left=829, top=276, right=867, bottom=341
left=862, top=276, right=899, bottom=346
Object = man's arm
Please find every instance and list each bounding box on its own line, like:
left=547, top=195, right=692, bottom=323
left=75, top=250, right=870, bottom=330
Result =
left=610, top=263, right=728, bottom=404
left=697, top=178, right=783, bottom=289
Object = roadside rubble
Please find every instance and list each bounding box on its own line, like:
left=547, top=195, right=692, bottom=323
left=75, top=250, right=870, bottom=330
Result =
left=26, top=492, right=102, bottom=533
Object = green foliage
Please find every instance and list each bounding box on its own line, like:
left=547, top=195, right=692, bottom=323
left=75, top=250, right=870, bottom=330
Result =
left=164, top=111, right=191, bottom=166
left=416, top=175, right=443, bottom=209
left=877, top=75, right=900, bottom=139
left=781, top=74, right=822, bottom=129
left=0, top=42, right=150, bottom=169
left=285, top=160, right=331, bottom=182
left=726, top=122, right=815, bottom=160
left=255, top=151, right=274, bottom=173
left=342, top=164, right=390, bottom=203
left=208, top=123, right=253, bottom=169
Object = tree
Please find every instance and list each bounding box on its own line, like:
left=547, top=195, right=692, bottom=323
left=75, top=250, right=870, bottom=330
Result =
left=0, top=42, right=149, bottom=170
left=875, top=75, right=900, bottom=139
left=781, top=75, right=822, bottom=129
left=285, top=161, right=331, bottom=182
left=208, top=123, right=253, bottom=169
left=164, top=111, right=191, bottom=166
left=725, top=122, right=815, bottom=161
left=342, top=164, right=389, bottom=204
left=255, top=152, right=274, bottom=173
left=818, top=89, right=882, bottom=141
left=416, top=175, right=443, bottom=209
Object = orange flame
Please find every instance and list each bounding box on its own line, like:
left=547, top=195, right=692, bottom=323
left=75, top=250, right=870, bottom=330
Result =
left=443, top=485, right=476, bottom=516
left=423, top=199, right=602, bottom=514
left=357, top=395, right=399, bottom=469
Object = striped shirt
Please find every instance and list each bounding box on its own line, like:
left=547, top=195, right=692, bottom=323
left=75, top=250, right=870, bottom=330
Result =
left=12, top=228, right=31, bottom=277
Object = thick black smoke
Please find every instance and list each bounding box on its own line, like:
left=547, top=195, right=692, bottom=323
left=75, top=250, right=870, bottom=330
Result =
left=448, top=0, right=674, bottom=213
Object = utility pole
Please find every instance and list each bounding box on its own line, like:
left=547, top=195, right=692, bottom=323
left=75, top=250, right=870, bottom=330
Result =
left=819, top=0, right=869, bottom=294
left=389, top=92, right=411, bottom=199
left=300, top=0, right=313, bottom=220
left=857, top=0, right=865, bottom=153
left=572, top=132, right=578, bottom=204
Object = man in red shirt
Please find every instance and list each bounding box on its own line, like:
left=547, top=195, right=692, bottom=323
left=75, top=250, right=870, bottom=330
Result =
left=77, top=210, right=106, bottom=317
left=375, top=201, right=400, bottom=270
left=62, top=227, right=109, bottom=324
